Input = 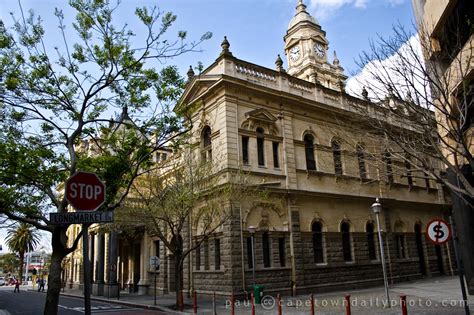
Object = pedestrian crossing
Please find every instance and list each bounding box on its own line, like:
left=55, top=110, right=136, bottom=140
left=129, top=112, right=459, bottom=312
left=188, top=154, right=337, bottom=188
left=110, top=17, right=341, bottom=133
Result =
left=58, top=304, right=142, bottom=313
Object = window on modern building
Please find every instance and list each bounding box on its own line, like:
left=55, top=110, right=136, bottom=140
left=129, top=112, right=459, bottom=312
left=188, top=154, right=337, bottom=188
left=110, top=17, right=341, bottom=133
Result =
left=312, top=221, right=324, bottom=263
left=304, top=134, right=316, bottom=170
left=201, top=126, right=212, bottom=163
left=204, top=239, right=210, bottom=270
left=246, top=237, right=253, bottom=269
left=366, top=222, right=377, bottom=260
left=405, top=159, right=413, bottom=187
left=341, top=222, right=352, bottom=262
left=195, top=242, right=201, bottom=270
left=356, top=145, right=367, bottom=180
left=154, top=240, right=160, bottom=270
left=332, top=140, right=343, bottom=176
left=214, top=238, right=221, bottom=270
left=383, top=151, right=394, bottom=184
left=278, top=237, right=285, bottom=267
left=395, top=235, right=406, bottom=259
left=273, top=142, right=280, bottom=168
left=256, top=127, right=265, bottom=166
left=262, top=232, right=271, bottom=268
left=242, top=136, right=249, bottom=164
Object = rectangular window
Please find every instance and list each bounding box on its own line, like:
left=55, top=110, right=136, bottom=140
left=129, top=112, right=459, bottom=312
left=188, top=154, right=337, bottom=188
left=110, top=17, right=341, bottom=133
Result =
left=195, top=243, right=201, bottom=270
left=405, top=160, right=413, bottom=187
left=214, top=238, right=221, bottom=270
left=262, top=233, right=271, bottom=268
left=384, top=152, right=394, bottom=184
left=278, top=237, right=285, bottom=267
left=273, top=142, right=280, bottom=168
left=396, top=235, right=406, bottom=259
left=246, top=237, right=253, bottom=269
left=424, top=172, right=430, bottom=188
left=204, top=239, right=210, bottom=270
left=154, top=240, right=160, bottom=270
left=242, top=136, right=249, bottom=164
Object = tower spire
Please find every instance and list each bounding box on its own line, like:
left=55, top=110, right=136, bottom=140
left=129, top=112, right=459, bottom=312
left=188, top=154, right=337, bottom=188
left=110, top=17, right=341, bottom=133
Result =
left=296, top=0, right=306, bottom=12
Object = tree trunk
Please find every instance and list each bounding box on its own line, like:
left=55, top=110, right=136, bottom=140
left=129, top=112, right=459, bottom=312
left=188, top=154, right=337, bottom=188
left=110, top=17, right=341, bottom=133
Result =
left=18, top=252, right=24, bottom=284
left=174, top=255, right=184, bottom=311
left=43, top=228, right=67, bottom=315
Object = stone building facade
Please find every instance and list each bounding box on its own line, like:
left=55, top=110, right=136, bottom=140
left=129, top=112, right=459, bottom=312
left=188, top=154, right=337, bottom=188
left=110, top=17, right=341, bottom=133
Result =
left=64, top=0, right=455, bottom=298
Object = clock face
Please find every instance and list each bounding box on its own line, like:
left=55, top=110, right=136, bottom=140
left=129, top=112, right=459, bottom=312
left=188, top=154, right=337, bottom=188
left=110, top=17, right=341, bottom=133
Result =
left=314, top=43, right=325, bottom=58
left=289, top=46, right=300, bottom=62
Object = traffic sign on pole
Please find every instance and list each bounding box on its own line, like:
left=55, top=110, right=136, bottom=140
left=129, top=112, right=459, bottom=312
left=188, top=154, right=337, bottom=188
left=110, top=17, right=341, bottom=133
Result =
left=65, top=171, right=106, bottom=211
left=426, top=219, right=452, bottom=245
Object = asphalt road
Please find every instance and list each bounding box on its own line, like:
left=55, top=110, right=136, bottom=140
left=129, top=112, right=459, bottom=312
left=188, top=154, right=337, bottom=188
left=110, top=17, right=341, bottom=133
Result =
left=0, top=287, right=166, bottom=314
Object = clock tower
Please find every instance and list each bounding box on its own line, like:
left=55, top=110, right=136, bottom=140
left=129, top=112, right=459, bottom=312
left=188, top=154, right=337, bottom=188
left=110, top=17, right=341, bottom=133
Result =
left=284, top=0, right=347, bottom=90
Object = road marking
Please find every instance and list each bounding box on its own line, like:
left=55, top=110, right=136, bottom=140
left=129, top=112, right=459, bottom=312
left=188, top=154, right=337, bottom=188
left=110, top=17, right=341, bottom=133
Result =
left=58, top=304, right=139, bottom=313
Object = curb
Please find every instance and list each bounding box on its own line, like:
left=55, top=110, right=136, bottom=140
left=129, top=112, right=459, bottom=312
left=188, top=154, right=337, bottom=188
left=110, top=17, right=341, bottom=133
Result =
left=27, top=289, right=185, bottom=314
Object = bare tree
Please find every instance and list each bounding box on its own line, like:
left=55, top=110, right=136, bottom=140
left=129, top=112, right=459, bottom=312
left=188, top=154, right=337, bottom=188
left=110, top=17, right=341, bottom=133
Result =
left=349, top=22, right=473, bottom=293
left=349, top=24, right=473, bottom=202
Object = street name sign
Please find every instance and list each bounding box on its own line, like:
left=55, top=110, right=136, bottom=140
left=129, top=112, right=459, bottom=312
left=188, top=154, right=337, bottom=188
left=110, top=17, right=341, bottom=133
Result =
left=66, top=171, right=106, bottom=211
left=49, top=211, right=114, bottom=225
left=426, top=219, right=452, bottom=245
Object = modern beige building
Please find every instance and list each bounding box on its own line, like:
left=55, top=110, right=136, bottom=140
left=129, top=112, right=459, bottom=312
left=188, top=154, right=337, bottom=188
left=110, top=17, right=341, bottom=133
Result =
left=412, top=0, right=474, bottom=294
left=64, top=0, right=455, bottom=297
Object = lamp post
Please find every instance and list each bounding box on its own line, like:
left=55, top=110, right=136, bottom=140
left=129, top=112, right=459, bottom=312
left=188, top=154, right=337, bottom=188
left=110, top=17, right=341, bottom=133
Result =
left=371, top=198, right=390, bottom=307
left=248, top=226, right=256, bottom=290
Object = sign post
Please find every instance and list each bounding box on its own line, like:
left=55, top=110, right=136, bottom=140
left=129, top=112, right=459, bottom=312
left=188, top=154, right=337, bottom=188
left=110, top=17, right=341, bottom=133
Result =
left=150, top=256, right=160, bottom=306
left=64, top=171, right=106, bottom=315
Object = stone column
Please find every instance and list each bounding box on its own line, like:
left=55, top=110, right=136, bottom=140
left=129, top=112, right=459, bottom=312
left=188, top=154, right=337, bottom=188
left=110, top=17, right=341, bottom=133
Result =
left=105, top=232, right=119, bottom=297
left=137, top=232, right=150, bottom=295
left=93, top=233, right=105, bottom=295
left=127, top=245, right=134, bottom=293
left=68, top=257, right=74, bottom=289
left=89, top=233, right=95, bottom=283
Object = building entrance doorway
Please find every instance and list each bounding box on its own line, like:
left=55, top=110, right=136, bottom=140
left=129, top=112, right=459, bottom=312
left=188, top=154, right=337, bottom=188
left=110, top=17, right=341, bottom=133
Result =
left=415, top=223, right=427, bottom=276
left=435, top=245, right=444, bottom=275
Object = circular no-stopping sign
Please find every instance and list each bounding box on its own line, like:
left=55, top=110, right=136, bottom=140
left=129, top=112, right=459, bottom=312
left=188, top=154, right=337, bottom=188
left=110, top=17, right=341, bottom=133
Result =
left=426, top=219, right=452, bottom=245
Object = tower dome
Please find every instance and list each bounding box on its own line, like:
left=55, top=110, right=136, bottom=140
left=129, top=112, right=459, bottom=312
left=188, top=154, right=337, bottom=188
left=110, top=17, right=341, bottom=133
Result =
left=288, top=0, right=319, bottom=30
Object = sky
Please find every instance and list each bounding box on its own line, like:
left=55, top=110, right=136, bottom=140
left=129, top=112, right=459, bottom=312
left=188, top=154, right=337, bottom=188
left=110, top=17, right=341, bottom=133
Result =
left=0, top=0, right=416, bottom=253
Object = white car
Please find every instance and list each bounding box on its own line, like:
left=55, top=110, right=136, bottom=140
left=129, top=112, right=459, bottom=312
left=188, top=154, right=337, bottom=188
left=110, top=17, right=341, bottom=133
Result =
left=0, top=277, right=5, bottom=286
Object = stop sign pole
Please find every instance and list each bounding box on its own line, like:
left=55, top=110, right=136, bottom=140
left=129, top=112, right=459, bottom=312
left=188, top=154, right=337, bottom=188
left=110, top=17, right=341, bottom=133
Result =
left=65, top=171, right=106, bottom=315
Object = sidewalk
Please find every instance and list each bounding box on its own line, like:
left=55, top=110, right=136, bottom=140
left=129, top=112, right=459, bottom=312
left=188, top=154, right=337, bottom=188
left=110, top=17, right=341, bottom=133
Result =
left=38, top=276, right=473, bottom=314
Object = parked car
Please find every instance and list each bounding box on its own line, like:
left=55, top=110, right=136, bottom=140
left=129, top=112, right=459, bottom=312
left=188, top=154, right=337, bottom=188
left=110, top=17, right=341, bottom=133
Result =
left=0, top=277, right=5, bottom=286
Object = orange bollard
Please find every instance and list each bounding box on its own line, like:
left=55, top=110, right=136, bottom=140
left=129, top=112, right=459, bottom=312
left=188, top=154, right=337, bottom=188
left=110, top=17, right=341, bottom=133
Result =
left=310, top=293, right=315, bottom=315
left=400, top=295, right=408, bottom=315
left=345, top=294, right=351, bottom=315
left=251, top=292, right=255, bottom=315
left=277, top=293, right=282, bottom=315
left=231, top=292, right=235, bottom=315
left=193, top=290, right=197, bottom=314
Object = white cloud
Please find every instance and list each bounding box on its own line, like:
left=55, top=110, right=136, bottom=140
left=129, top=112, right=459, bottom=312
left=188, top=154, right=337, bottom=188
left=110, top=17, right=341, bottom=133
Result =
left=346, top=35, right=426, bottom=100
left=388, top=0, right=405, bottom=6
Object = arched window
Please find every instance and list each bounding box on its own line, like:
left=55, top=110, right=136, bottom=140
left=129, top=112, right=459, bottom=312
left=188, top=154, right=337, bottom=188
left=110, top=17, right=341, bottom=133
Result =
left=366, top=222, right=376, bottom=260
left=201, top=126, right=212, bottom=162
left=256, top=127, right=265, bottom=166
left=341, top=222, right=352, bottom=262
left=383, top=151, right=394, bottom=184
left=304, top=134, right=316, bottom=170
left=332, top=140, right=343, bottom=176
left=405, top=158, right=413, bottom=187
left=356, top=145, right=367, bottom=180
left=312, top=221, right=324, bottom=263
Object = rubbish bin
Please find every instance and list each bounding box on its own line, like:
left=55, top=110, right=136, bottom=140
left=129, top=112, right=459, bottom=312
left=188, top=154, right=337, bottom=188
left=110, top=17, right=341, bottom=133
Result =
left=253, top=285, right=264, bottom=304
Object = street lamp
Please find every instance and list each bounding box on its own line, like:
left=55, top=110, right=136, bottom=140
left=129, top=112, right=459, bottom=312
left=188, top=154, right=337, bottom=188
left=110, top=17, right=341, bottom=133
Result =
left=371, top=198, right=390, bottom=307
left=248, top=226, right=256, bottom=290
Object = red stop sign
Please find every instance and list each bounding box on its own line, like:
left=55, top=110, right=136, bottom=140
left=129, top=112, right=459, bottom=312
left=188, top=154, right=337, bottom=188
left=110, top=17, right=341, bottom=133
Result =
left=65, top=171, right=106, bottom=211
